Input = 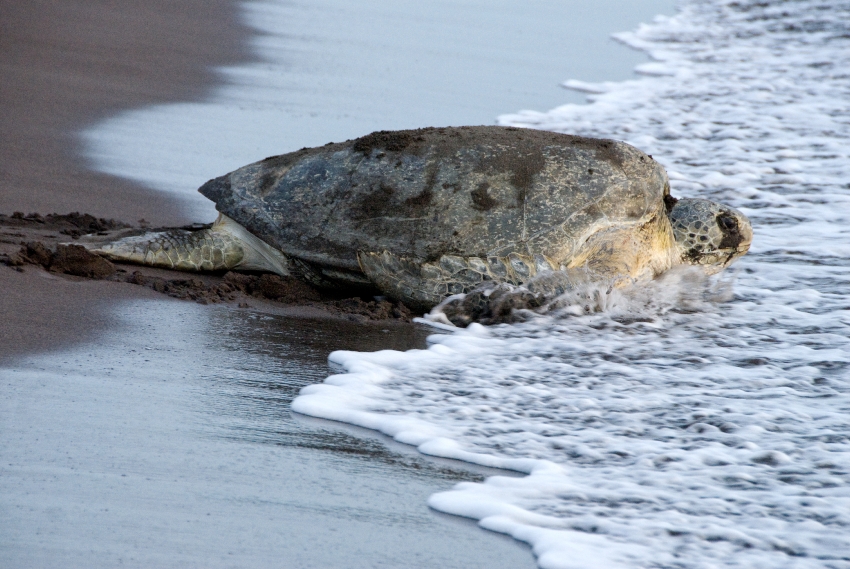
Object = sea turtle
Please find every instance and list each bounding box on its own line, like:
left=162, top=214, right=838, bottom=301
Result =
left=89, top=126, right=752, bottom=314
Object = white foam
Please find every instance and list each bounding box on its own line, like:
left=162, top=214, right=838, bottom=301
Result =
left=294, top=1, right=850, bottom=566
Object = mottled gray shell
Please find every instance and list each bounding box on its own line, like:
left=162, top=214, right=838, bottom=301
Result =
left=199, top=126, right=669, bottom=273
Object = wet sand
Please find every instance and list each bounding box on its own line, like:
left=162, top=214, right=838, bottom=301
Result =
left=1, top=299, right=542, bottom=569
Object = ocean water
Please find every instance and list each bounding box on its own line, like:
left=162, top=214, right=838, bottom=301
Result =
left=292, top=1, right=850, bottom=567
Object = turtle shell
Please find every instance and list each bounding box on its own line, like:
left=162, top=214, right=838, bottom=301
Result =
left=199, top=126, right=669, bottom=272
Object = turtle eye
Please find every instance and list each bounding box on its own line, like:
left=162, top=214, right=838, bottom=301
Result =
left=716, top=214, right=738, bottom=233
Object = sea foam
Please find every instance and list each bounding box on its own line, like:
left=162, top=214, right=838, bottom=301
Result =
left=293, top=1, right=850, bottom=567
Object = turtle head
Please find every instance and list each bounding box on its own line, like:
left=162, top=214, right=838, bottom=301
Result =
left=668, top=198, right=753, bottom=273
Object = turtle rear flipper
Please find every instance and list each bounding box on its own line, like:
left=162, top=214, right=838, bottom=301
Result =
left=87, top=214, right=291, bottom=275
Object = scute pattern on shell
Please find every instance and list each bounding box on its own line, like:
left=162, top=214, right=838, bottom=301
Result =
left=199, top=126, right=670, bottom=275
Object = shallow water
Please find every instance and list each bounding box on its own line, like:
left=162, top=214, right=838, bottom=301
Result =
left=292, top=0, right=850, bottom=567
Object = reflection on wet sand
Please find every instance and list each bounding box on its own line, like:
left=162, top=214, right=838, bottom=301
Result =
left=0, top=299, right=532, bottom=568
left=196, top=309, right=487, bottom=481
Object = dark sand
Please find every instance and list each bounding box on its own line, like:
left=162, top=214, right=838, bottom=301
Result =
left=0, top=0, right=246, bottom=226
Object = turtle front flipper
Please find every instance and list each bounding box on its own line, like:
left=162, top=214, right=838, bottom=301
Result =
left=88, top=214, right=291, bottom=275
left=357, top=250, right=556, bottom=313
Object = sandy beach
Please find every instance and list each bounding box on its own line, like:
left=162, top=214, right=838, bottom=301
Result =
left=0, top=0, right=246, bottom=225
left=1, top=1, right=675, bottom=566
